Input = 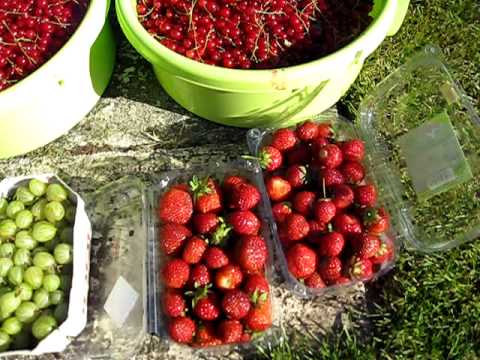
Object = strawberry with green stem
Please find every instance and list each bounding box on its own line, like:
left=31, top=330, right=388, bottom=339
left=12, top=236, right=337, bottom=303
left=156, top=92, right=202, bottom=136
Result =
left=363, top=207, right=389, bottom=235
left=243, top=146, right=283, bottom=171
left=189, top=176, right=222, bottom=214
left=222, top=289, right=251, bottom=320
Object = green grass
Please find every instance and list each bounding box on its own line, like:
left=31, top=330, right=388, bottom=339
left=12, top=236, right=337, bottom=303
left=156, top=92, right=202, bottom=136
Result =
left=256, top=0, right=480, bottom=359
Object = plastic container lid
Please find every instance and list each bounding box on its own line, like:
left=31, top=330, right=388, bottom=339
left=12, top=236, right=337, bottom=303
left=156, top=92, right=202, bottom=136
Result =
left=358, top=44, right=480, bottom=252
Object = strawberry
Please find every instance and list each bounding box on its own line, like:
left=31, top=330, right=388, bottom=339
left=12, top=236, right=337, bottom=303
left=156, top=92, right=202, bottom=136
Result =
left=182, top=236, right=208, bottom=264
left=195, top=322, right=216, bottom=344
left=317, top=123, right=333, bottom=138
left=163, top=289, right=186, bottom=317
left=215, top=264, right=243, bottom=290
left=228, top=182, right=261, bottom=210
left=285, top=213, right=310, bottom=241
left=286, top=144, right=311, bottom=165
left=286, top=244, right=317, bottom=279
left=292, top=191, right=316, bottom=216
left=371, top=238, right=394, bottom=265
left=160, top=223, right=192, bottom=255
left=332, top=276, right=351, bottom=285
left=349, top=257, right=373, bottom=280
left=318, top=231, right=345, bottom=257
left=314, top=199, right=336, bottom=224
left=363, top=207, right=390, bottom=235
left=354, top=233, right=381, bottom=259
left=272, top=202, right=292, bottom=223
left=158, top=187, right=193, bottom=224
left=190, top=176, right=223, bottom=214
left=296, top=120, right=319, bottom=141
left=286, top=164, right=308, bottom=188
left=236, top=235, right=268, bottom=274
left=355, top=184, right=377, bottom=207
left=244, top=300, right=272, bottom=331
left=270, top=128, right=298, bottom=152
left=163, top=259, right=190, bottom=288
left=265, top=176, right=292, bottom=201
left=340, top=139, right=365, bottom=162
left=240, top=332, right=252, bottom=343
left=316, top=144, right=343, bottom=169
left=193, top=292, right=220, bottom=321
left=318, top=256, right=343, bottom=283
left=209, top=217, right=233, bottom=246
left=340, top=161, right=365, bottom=184
left=256, top=146, right=283, bottom=171
left=319, top=168, right=345, bottom=187
left=333, top=213, right=362, bottom=235
left=168, top=317, right=196, bottom=344
left=304, top=272, right=326, bottom=289
left=192, top=213, right=219, bottom=234
left=218, top=320, right=243, bottom=344
left=311, top=136, right=329, bottom=155
left=244, top=274, right=270, bottom=304
left=203, top=246, right=229, bottom=269
left=222, top=289, right=251, bottom=320
left=188, top=264, right=211, bottom=288
left=227, top=210, right=260, bottom=235
left=308, top=219, right=326, bottom=238
left=331, top=184, right=354, bottom=209
left=223, top=175, right=247, bottom=193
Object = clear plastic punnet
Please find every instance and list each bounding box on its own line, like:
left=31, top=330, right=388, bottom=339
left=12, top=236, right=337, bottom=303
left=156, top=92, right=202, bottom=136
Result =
left=83, top=160, right=282, bottom=357
left=247, top=45, right=480, bottom=299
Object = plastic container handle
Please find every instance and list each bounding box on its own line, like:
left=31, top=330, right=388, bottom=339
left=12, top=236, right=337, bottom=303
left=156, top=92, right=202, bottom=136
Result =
left=387, top=0, right=410, bottom=36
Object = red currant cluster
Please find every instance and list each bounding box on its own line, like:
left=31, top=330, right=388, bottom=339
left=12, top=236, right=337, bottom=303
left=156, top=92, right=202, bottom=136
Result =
left=138, top=0, right=373, bottom=69
left=0, top=0, right=89, bottom=91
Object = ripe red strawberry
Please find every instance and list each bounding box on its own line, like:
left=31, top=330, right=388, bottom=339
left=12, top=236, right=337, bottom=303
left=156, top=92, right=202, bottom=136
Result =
left=286, top=244, right=317, bottom=279
left=354, top=233, right=381, bottom=259
left=270, top=128, right=298, bottom=152
left=244, top=300, right=272, bottom=331
left=190, top=176, right=223, bottom=213
left=223, top=175, right=247, bottom=193
left=272, top=202, right=292, bottom=223
left=308, top=219, right=326, bottom=237
left=355, top=184, right=377, bottom=207
left=317, top=123, right=333, bottom=138
left=163, top=259, right=190, bottom=288
left=314, top=199, right=336, bottom=224
left=333, top=276, right=351, bottom=285
left=160, top=223, right=192, bottom=255
left=164, top=289, right=186, bottom=317
left=311, top=136, right=329, bottom=155
left=240, top=332, right=251, bottom=342
left=285, top=213, right=310, bottom=241
left=318, top=256, right=343, bottom=283
left=182, top=236, right=208, bottom=264
left=195, top=322, right=217, bottom=344
left=227, top=210, right=260, bottom=235
left=189, top=264, right=211, bottom=288
left=215, top=264, right=243, bottom=290
left=333, top=213, right=362, bottom=235
left=296, top=120, right=319, bottom=141
left=304, top=272, right=326, bottom=289
left=331, top=184, right=354, bottom=209
left=256, top=146, right=283, bottom=171
left=203, top=246, right=229, bottom=269
left=341, top=161, right=365, bottom=184
left=363, top=207, right=390, bottom=235
left=371, top=238, right=394, bottom=265
left=349, top=257, right=373, bottom=280
left=168, top=317, right=196, bottom=344
left=286, top=144, right=311, bottom=165
left=244, top=274, right=270, bottom=304
left=218, top=320, right=243, bottom=344
left=192, top=213, right=219, bottom=234
left=158, top=187, right=193, bottom=224
left=286, top=164, right=308, bottom=188
left=316, top=144, right=343, bottom=169
left=292, top=191, right=316, bottom=216
left=236, top=235, right=268, bottom=274
left=194, top=293, right=220, bottom=321
left=319, top=168, right=345, bottom=187
left=228, top=182, right=261, bottom=210
left=266, top=176, right=292, bottom=201
left=340, top=139, right=365, bottom=162
left=222, top=290, right=251, bottom=319
left=318, top=231, right=345, bottom=257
